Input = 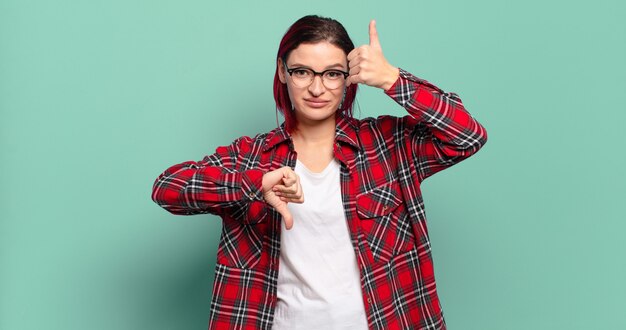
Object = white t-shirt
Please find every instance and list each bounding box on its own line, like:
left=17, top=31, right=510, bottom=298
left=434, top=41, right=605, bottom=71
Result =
left=271, top=158, right=369, bottom=330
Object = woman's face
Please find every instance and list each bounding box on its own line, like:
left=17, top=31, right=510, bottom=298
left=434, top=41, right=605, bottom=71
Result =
left=278, top=41, right=348, bottom=128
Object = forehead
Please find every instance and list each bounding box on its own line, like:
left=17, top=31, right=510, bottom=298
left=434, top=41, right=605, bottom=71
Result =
left=287, top=42, right=347, bottom=68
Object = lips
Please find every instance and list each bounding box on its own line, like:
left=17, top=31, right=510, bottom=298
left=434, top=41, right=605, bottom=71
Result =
left=304, top=99, right=330, bottom=108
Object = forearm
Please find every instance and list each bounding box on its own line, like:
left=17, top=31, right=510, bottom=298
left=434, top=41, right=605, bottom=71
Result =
left=151, top=160, right=265, bottom=217
left=385, top=68, right=488, bottom=156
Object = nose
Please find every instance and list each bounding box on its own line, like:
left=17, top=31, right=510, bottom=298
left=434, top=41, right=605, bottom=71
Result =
left=308, top=74, right=325, bottom=96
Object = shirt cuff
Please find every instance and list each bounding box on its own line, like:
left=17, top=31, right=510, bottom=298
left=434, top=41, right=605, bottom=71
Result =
left=385, top=68, right=444, bottom=100
left=241, top=169, right=269, bottom=225
left=241, top=169, right=265, bottom=202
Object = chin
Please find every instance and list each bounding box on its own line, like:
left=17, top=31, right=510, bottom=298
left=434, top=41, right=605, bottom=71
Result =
left=296, top=104, right=338, bottom=122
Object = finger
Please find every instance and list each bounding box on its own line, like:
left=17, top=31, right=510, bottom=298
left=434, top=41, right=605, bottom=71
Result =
left=369, top=19, right=381, bottom=49
left=280, top=184, right=303, bottom=202
left=349, top=65, right=361, bottom=76
left=294, top=181, right=304, bottom=202
left=347, top=74, right=363, bottom=86
left=276, top=205, right=293, bottom=230
left=348, top=56, right=362, bottom=70
left=295, top=175, right=303, bottom=198
left=347, top=48, right=359, bottom=62
left=280, top=166, right=296, bottom=182
left=284, top=178, right=303, bottom=201
left=280, top=195, right=304, bottom=204
left=286, top=180, right=301, bottom=196
left=277, top=186, right=298, bottom=196
left=282, top=177, right=296, bottom=188
left=281, top=171, right=297, bottom=187
left=272, top=184, right=295, bottom=194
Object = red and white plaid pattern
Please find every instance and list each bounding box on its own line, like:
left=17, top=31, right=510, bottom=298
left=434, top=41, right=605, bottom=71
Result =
left=152, top=68, right=488, bottom=329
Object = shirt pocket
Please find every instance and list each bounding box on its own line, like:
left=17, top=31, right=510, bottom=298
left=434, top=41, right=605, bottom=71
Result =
left=356, top=180, right=414, bottom=264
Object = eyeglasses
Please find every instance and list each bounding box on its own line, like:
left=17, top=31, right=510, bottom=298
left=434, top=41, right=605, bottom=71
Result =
left=284, top=63, right=349, bottom=90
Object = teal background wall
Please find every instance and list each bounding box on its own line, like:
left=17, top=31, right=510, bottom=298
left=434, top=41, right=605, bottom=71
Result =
left=2, top=0, right=625, bottom=329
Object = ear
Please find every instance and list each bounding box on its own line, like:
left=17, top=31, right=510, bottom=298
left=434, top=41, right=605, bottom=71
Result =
left=277, top=58, right=286, bottom=84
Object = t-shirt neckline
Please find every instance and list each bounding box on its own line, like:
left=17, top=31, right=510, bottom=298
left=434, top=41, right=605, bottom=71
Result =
left=295, top=158, right=337, bottom=177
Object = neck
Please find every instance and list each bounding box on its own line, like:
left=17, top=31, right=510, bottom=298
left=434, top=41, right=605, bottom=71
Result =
left=292, top=116, right=336, bottom=146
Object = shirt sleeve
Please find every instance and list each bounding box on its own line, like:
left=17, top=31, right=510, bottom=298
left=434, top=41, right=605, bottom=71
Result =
left=384, top=68, right=488, bottom=181
left=151, top=135, right=268, bottom=223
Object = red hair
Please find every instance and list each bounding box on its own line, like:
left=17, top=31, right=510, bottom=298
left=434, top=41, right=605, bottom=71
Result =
left=273, top=15, right=358, bottom=133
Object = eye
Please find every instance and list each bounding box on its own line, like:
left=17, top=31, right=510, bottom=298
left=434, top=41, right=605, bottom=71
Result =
left=292, top=69, right=311, bottom=77
left=324, top=70, right=344, bottom=80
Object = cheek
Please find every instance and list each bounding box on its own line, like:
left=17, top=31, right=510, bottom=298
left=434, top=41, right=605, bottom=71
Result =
left=286, top=85, right=298, bottom=103
left=288, top=85, right=310, bottom=103
left=332, top=89, right=345, bottom=103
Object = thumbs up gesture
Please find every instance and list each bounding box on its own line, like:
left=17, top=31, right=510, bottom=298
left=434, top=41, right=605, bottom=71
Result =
left=347, top=20, right=400, bottom=91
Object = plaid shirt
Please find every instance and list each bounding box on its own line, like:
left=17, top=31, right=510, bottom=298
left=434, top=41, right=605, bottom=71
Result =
left=151, top=68, right=488, bottom=330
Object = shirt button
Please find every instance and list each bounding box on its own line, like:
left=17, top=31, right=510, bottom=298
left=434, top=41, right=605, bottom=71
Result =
left=367, top=297, right=372, bottom=304
left=248, top=192, right=255, bottom=199
left=382, top=205, right=387, bottom=211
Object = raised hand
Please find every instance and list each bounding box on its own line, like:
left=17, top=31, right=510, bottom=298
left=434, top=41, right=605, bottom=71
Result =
left=346, top=20, right=400, bottom=91
left=262, top=166, right=304, bottom=230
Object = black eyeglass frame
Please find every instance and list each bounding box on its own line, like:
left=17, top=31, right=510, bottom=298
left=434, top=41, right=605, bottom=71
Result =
left=283, top=62, right=349, bottom=89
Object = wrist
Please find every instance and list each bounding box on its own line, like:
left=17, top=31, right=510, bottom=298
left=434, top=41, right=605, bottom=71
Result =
left=381, top=65, right=400, bottom=91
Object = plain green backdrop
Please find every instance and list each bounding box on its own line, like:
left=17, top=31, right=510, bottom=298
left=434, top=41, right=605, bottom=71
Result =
left=1, top=0, right=625, bottom=329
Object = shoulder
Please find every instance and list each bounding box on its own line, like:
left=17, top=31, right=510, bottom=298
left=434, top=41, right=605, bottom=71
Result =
left=217, top=130, right=275, bottom=153
left=353, top=114, right=422, bottom=137
left=206, top=129, right=275, bottom=166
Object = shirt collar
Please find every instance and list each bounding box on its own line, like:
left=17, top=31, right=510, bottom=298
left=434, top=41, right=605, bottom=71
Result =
left=334, top=115, right=361, bottom=150
left=263, top=115, right=361, bottom=152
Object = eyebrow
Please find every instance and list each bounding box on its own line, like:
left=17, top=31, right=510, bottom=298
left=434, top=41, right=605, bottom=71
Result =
left=289, top=63, right=346, bottom=70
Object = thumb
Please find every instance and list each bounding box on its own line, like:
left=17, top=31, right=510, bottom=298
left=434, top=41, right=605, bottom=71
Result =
left=276, top=204, right=294, bottom=230
left=369, top=19, right=381, bottom=49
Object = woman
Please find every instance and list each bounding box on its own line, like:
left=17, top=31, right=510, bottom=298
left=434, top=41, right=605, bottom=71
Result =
left=152, top=15, right=487, bottom=330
